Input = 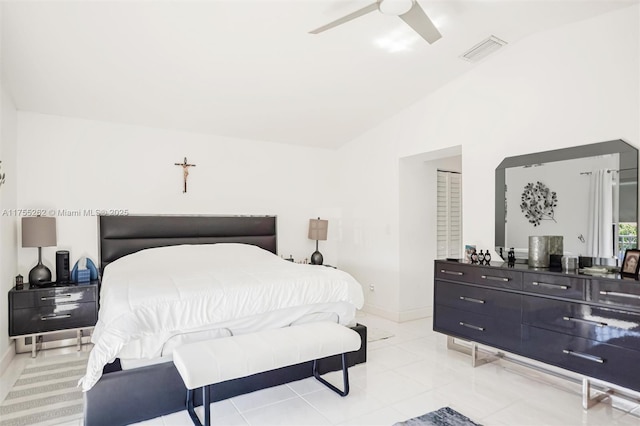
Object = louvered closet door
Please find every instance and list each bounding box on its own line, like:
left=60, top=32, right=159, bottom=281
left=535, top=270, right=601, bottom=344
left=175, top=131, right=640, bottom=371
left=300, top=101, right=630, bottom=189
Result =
left=437, top=170, right=462, bottom=259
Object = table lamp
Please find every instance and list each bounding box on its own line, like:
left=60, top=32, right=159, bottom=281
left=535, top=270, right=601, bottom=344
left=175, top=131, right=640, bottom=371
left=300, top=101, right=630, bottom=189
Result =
left=22, top=216, right=57, bottom=285
left=308, top=217, right=328, bottom=265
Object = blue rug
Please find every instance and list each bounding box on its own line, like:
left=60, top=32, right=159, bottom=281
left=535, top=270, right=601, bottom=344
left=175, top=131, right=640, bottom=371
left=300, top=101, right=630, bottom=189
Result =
left=393, top=407, right=482, bottom=426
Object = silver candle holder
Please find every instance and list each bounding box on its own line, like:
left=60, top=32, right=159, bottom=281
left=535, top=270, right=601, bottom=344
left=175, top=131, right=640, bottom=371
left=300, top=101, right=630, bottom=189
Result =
left=529, top=236, right=550, bottom=268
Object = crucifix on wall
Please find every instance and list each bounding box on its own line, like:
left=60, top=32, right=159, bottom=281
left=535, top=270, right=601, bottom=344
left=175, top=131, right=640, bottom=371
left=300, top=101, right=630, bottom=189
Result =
left=174, top=157, right=196, bottom=193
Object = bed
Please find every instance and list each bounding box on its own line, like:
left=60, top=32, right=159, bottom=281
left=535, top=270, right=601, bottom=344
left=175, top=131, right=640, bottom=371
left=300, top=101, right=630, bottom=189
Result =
left=83, top=215, right=367, bottom=426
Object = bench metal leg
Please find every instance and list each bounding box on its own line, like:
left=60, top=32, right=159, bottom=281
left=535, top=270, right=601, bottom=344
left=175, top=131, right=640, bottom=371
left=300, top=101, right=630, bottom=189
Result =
left=186, top=389, right=202, bottom=426
left=186, top=386, right=212, bottom=426
left=313, top=353, right=350, bottom=396
left=186, top=353, right=352, bottom=426
left=204, top=385, right=211, bottom=426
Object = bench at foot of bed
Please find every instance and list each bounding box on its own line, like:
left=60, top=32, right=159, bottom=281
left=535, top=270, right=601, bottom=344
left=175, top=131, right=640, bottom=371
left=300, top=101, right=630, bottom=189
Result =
left=173, top=322, right=362, bottom=426
left=83, top=323, right=367, bottom=426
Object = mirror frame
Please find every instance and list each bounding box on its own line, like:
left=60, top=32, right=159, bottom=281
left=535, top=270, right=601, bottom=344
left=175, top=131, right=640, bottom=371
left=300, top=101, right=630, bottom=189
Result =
left=495, top=139, right=638, bottom=260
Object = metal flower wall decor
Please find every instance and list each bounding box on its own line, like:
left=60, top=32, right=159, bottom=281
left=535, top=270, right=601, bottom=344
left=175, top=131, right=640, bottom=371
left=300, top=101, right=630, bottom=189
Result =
left=520, top=181, right=557, bottom=226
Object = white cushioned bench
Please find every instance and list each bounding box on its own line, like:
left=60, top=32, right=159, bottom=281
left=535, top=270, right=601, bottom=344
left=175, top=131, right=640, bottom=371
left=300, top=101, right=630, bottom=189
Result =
left=173, top=321, right=362, bottom=426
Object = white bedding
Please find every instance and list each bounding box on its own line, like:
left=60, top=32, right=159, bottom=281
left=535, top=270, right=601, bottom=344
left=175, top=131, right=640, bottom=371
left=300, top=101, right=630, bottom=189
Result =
left=79, top=243, right=365, bottom=391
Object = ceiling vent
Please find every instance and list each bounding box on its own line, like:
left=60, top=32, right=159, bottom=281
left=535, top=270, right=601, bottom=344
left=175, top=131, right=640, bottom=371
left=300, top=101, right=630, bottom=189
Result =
left=460, top=35, right=507, bottom=63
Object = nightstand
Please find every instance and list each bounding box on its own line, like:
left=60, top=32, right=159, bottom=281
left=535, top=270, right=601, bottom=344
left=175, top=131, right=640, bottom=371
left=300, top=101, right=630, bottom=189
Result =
left=309, top=264, right=337, bottom=269
left=8, top=281, right=99, bottom=357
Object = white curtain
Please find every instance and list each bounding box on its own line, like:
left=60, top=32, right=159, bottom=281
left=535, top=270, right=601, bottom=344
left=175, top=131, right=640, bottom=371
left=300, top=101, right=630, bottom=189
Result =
left=586, top=169, right=613, bottom=258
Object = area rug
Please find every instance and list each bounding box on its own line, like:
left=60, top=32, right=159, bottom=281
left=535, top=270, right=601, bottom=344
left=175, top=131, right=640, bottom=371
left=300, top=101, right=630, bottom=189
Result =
left=366, top=327, right=395, bottom=342
left=0, top=352, right=89, bottom=426
left=393, top=406, right=482, bottom=426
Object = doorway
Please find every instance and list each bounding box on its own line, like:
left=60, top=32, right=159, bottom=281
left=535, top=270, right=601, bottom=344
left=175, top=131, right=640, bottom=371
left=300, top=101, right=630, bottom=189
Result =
left=398, top=147, right=461, bottom=321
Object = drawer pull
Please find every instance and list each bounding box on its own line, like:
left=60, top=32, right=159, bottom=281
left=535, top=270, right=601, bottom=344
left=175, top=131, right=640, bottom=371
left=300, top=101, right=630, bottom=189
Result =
left=481, top=275, right=509, bottom=282
left=459, top=322, right=485, bottom=331
left=40, top=314, right=72, bottom=321
left=562, top=316, right=607, bottom=327
left=562, top=349, right=604, bottom=364
left=40, top=294, right=73, bottom=301
left=599, top=291, right=640, bottom=300
left=440, top=269, right=463, bottom=276
left=531, top=281, right=568, bottom=290
left=459, top=296, right=485, bottom=304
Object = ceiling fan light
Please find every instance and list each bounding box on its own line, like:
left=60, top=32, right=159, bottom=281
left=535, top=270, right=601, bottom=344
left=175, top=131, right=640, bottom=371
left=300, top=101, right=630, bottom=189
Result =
left=378, top=0, right=414, bottom=16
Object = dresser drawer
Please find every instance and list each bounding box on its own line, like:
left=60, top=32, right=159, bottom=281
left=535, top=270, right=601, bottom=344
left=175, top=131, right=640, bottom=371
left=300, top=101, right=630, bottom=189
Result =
left=523, top=296, right=640, bottom=351
left=521, top=325, right=640, bottom=392
left=435, top=281, right=521, bottom=321
left=591, top=279, right=640, bottom=311
left=435, top=262, right=522, bottom=290
left=435, top=262, right=478, bottom=284
left=523, top=273, right=585, bottom=300
left=10, top=302, right=98, bottom=336
left=11, top=286, right=96, bottom=309
left=434, top=304, right=521, bottom=352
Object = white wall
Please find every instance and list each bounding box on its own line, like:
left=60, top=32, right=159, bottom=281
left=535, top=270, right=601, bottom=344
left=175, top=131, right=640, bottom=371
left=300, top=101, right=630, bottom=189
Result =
left=338, top=5, right=640, bottom=320
left=398, top=149, right=461, bottom=321
left=16, top=113, right=341, bottom=277
left=0, top=86, right=18, bottom=367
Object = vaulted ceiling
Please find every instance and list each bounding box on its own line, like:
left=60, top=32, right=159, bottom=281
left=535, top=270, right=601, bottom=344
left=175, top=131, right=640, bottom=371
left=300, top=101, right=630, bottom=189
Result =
left=2, top=1, right=636, bottom=148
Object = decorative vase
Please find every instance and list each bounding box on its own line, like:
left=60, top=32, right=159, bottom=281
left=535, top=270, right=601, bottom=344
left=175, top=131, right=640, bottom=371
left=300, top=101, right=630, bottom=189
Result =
left=561, top=255, right=578, bottom=272
left=548, top=235, right=564, bottom=267
left=529, top=236, right=550, bottom=268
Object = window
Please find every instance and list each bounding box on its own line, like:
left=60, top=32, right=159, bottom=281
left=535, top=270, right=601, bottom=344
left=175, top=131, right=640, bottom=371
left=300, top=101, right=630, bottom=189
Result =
left=437, top=170, right=462, bottom=259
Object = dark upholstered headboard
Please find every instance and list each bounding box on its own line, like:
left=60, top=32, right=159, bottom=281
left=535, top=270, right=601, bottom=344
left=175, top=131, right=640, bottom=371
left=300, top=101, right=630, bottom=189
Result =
left=98, top=215, right=277, bottom=273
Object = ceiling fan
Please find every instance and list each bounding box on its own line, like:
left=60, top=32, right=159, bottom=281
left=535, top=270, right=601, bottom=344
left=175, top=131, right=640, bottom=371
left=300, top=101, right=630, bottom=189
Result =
left=309, top=0, right=442, bottom=45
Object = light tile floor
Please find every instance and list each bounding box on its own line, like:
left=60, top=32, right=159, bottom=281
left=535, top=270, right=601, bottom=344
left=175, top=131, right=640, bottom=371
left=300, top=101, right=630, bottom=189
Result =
left=2, top=312, right=640, bottom=425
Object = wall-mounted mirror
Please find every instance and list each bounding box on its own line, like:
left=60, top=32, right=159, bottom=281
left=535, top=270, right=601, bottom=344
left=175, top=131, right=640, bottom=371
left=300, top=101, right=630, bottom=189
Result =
left=495, top=140, right=638, bottom=265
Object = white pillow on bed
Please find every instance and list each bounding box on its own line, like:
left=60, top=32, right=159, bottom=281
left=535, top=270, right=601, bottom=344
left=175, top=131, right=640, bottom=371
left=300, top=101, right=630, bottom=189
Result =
left=105, top=243, right=278, bottom=273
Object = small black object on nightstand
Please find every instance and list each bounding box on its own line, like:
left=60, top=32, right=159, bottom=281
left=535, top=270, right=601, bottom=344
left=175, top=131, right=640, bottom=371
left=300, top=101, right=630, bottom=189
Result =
left=15, top=274, right=23, bottom=290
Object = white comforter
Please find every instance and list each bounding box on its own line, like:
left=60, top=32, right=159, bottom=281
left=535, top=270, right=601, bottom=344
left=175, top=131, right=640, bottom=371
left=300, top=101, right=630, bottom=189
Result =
left=79, top=243, right=364, bottom=391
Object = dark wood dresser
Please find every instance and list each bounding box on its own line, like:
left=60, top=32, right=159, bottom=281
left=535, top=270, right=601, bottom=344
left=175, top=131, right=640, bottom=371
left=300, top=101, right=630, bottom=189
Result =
left=434, top=259, right=640, bottom=406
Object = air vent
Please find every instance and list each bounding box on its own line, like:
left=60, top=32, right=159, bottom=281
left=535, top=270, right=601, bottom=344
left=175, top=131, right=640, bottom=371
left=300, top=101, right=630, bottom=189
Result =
left=460, top=35, right=507, bottom=63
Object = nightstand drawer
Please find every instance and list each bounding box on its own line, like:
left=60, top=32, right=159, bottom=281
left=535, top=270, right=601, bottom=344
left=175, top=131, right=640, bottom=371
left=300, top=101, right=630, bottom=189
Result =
left=435, top=281, right=521, bottom=321
left=10, top=302, right=97, bottom=335
left=11, top=286, right=96, bottom=309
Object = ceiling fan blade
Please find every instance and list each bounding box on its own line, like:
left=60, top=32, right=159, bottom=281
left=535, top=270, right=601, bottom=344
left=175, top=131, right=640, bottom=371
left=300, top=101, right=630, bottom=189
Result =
left=309, top=2, right=379, bottom=34
left=399, top=2, right=442, bottom=44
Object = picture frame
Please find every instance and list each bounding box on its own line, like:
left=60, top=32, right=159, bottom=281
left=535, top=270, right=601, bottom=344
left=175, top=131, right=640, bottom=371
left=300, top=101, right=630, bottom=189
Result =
left=464, top=245, right=476, bottom=263
left=621, top=249, right=640, bottom=277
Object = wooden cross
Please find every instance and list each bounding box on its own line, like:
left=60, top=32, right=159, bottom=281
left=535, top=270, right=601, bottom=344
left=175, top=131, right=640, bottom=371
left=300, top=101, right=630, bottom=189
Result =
left=174, top=157, right=196, bottom=193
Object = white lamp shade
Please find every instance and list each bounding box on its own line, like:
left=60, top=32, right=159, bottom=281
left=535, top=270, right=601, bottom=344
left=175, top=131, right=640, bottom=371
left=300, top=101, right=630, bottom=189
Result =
left=308, top=218, right=328, bottom=241
left=22, top=217, right=57, bottom=248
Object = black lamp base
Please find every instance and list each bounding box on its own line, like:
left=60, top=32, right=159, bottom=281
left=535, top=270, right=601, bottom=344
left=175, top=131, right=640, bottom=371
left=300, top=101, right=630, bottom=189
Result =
left=29, top=262, right=52, bottom=285
left=310, top=251, right=324, bottom=265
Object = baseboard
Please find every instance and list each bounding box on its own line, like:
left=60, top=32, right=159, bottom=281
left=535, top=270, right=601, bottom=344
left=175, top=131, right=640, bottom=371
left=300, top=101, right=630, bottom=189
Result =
left=362, top=304, right=432, bottom=323
left=0, top=340, right=16, bottom=377
left=362, top=304, right=400, bottom=322
left=398, top=306, right=432, bottom=322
